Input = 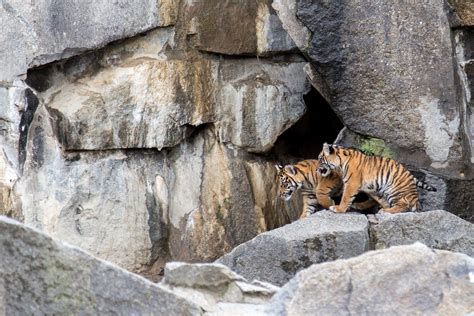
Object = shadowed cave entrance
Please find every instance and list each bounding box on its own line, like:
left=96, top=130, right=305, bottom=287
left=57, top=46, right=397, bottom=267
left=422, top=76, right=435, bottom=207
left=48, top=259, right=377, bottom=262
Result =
left=266, top=86, right=346, bottom=230
left=272, top=86, right=344, bottom=161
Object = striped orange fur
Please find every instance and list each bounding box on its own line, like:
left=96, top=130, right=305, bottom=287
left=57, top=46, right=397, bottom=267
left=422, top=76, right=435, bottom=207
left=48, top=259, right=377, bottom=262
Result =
left=318, top=143, right=428, bottom=213
left=275, top=160, right=377, bottom=218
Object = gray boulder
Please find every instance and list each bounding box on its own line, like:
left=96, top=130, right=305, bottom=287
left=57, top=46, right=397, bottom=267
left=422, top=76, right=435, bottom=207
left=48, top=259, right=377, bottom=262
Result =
left=269, top=243, right=474, bottom=316
left=370, top=210, right=474, bottom=256
left=217, top=211, right=369, bottom=286
left=0, top=216, right=201, bottom=315
left=274, top=0, right=470, bottom=178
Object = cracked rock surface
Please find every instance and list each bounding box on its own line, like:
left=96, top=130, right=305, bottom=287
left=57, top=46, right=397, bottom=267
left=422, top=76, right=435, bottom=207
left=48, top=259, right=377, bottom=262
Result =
left=0, top=216, right=201, bottom=315
left=268, top=243, right=474, bottom=316
left=217, top=211, right=370, bottom=286
left=218, top=210, right=474, bottom=287
left=370, top=210, right=474, bottom=256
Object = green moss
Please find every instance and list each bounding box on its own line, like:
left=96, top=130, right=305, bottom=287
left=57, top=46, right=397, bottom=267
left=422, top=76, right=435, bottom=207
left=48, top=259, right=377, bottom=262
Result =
left=216, top=205, right=225, bottom=223
left=358, top=136, right=394, bottom=158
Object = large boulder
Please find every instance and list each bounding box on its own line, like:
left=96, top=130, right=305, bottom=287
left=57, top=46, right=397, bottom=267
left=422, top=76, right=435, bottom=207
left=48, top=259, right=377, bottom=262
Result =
left=217, top=211, right=369, bottom=286
left=370, top=210, right=474, bottom=256
left=0, top=216, right=201, bottom=315
left=274, top=1, right=470, bottom=179
left=269, top=243, right=474, bottom=315
left=301, top=1, right=462, bottom=172
left=217, top=58, right=310, bottom=153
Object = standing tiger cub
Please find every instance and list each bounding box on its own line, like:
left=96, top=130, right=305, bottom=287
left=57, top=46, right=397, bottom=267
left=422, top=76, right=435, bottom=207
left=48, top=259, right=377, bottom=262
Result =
left=317, top=143, right=432, bottom=214
left=275, top=160, right=377, bottom=218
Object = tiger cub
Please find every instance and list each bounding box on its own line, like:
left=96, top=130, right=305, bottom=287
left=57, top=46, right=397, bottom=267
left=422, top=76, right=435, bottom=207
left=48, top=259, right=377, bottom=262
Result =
left=275, top=160, right=377, bottom=218
left=317, top=143, right=436, bottom=214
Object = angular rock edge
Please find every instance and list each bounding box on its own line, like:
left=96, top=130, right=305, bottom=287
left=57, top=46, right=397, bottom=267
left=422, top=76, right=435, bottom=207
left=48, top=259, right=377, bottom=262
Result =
left=218, top=210, right=473, bottom=286
left=217, top=210, right=370, bottom=286
left=0, top=216, right=202, bottom=315
left=268, top=243, right=474, bottom=315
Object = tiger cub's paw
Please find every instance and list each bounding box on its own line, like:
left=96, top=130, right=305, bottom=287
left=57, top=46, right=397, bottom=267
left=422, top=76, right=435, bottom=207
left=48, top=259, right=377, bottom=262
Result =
left=329, top=205, right=346, bottom=213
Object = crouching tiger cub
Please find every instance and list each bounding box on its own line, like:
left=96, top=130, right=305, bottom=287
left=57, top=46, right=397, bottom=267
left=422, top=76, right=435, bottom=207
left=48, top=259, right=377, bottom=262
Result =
left=317, top=143, right=436, bottom=214
left=275, top=160, right=377, bottom=218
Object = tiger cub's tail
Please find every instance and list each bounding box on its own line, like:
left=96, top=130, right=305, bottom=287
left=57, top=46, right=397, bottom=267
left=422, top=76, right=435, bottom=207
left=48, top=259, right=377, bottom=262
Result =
left=414, top=178, right=437, bottom=192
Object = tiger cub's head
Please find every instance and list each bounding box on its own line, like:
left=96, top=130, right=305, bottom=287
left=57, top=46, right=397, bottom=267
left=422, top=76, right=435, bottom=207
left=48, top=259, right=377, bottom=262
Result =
left=275, top=164, right=305, bottom=201
left=317, top=143, right=343, bottom=175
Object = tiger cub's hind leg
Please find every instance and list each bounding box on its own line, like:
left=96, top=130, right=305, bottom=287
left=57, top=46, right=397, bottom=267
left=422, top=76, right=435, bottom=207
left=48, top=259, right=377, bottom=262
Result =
left=379, top=205, right=406, bottom=214
left=352, top=198, right=378, bottom=211
left=379, top=195, right=420, bottom=214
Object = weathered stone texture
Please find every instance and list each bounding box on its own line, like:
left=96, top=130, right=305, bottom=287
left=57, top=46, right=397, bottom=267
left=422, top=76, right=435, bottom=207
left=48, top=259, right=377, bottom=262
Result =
left=0, top=0, right=181, bottom=81
left=370, top=210, right=474, bottom=256
left=448, top=0, right=474, bottom=27
left=272, top=0, right=311, bottom=49
left=218, top=59, right=310, bottom=153
left=161, top=262, right=278, bottom=314
left=30, top=30, right=308, bottom=153
left=16, top=101, right=299, bottom=273
left=274, top=0, right=470, bottom=177
left=218, top=211, right=369, bottom=286
left=0, top=216, right=201, bottom=315
left=185, top=0, right=296, bottom=56
left=269, top=243, right=474, bottom=316
left=302, top=1, right=460, bottom=169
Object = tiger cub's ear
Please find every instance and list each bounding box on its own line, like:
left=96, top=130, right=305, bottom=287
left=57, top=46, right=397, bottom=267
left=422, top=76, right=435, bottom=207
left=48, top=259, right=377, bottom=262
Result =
left=323, top=143, right=333, bottom=155
left=275, top=164, right=283, bottom=172
left=284, top=165, right=297, bottom=176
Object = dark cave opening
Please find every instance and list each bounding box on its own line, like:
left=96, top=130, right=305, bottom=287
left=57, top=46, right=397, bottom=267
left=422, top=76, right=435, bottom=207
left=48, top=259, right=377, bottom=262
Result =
left=272, top=86, right=344, bottom=161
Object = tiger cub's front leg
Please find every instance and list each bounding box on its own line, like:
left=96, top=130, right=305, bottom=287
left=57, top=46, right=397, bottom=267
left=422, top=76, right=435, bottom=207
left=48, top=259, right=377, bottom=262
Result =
left=300, top=194, right=319, bottom=218
left=315, top=190, right=335, bottom=209
left=329, top=179, right=361, bottom=213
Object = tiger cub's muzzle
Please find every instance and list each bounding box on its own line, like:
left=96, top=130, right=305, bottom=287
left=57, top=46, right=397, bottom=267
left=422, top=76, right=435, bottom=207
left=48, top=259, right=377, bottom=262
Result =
left=317, top=163, right=331, bottom=177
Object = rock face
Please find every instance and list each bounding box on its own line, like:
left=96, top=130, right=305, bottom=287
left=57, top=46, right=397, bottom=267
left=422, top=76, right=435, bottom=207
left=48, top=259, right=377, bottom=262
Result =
left=370, top=210, right=474, bottom=256
left=269, top=243, right=474, bottom=316
left=0, top=0, right=177, bottom=81
left=274, top=1, right=473, bottom=181
left=16, top=108, right=301, bottom=274
left=448, top=0, right=474, bottom=27
left=218, top=211, right=369, bottom=286
left=0, top=216, right=201, bottom=315
left=2, top=0, right=307, bottom=277
left=298, top=1, right=464, bottom=173
left=185, top=0, right=296, bottom=55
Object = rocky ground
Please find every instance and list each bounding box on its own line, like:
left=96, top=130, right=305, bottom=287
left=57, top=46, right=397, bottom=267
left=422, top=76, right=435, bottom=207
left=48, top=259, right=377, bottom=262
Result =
left=1, top=210, right=472, bottom=314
